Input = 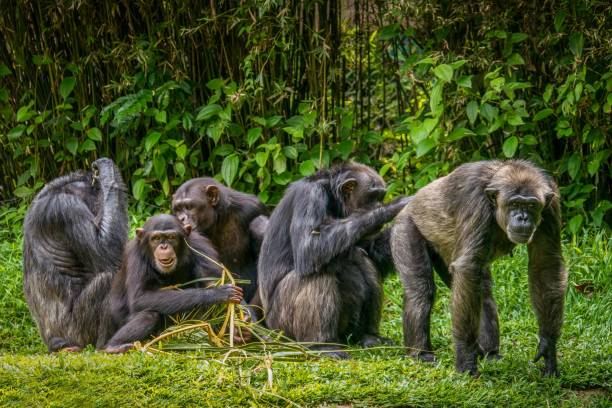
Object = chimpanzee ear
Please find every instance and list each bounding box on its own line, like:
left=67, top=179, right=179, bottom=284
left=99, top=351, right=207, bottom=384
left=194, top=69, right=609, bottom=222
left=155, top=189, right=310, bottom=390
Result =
left=204, top=185, right=220, bottom=207
left=135, top=228, right=144, bottom=240
left=340, top=178, right=358, bottom=196
left=183, top=224, right=192, bottom=236
left=484, top=188, right=498, bottom=205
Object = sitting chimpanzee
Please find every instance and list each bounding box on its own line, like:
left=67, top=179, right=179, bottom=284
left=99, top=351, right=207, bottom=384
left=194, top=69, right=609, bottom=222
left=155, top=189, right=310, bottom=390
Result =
left=257, top=162, right=410, bottom=358
left=172, top=178, right=268, bottom=307
left=104, top=214, right=244, bottom=353
left=23, top=158, right=128, bottom=352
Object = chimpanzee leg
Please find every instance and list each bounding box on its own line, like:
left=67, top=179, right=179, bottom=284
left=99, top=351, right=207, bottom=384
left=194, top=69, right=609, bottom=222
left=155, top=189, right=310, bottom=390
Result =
left=478, top=267, right=500, bottom=359
left=104, top=310, right=162, bottom=352
left=392, top=216, right=436, bottom=361
left=355, top=255, right=390, bottom=347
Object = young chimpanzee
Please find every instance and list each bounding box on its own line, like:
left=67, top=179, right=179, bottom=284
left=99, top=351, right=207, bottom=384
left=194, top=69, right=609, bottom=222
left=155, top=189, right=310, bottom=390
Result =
left=257, top=162, right=410, bottom=358
left=172, top=178, right=268, bottom=308
left=104, top=214, right=243, bottom=353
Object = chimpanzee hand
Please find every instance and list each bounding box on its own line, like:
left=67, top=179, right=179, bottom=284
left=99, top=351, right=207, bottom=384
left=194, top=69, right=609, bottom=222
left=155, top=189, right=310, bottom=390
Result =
left=216, top=284, right=244, bottom=304
left=533, top=337, right=559, bottom=376
left=387, top=195, right=413, bottom=213
left=91, top=157, right=122, bottom=190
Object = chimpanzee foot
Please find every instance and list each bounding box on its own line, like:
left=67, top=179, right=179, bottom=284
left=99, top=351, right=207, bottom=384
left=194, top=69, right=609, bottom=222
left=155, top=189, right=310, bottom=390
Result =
left=360, top=334, right=394, bottom=348
left=408, top=349, right=436, bottom=363
left=103, top=343, right=134, bottom=354
left=310, top=345, right=351, bottom=360
left=58, top=345, right=83, bottom=353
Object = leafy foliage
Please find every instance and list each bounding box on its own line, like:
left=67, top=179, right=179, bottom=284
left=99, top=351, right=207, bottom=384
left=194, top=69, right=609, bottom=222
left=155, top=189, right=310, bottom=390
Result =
left=0, top=1, right=610, bottom=231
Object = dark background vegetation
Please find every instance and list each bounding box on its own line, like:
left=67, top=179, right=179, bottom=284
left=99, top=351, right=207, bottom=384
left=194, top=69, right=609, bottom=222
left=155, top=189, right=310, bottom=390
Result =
left=1, top=0, right=610, bottom=231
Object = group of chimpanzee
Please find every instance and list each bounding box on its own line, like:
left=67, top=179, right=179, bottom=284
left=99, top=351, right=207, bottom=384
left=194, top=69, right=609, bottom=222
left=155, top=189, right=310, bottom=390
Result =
left=23, top=157, right=566, bottom=377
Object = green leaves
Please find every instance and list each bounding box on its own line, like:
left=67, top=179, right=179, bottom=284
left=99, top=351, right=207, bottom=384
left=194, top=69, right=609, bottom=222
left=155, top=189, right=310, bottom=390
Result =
left=569, top=33, right=584, bottom=57
left=59, top=77, right=76, bottom=100
left=466, top=101, right=479, bottom=124
left=502, top=136, right=519, bottom=157
left=433, top=64, right=453, bottom=83
left=221, top=154, right=239, bottom=186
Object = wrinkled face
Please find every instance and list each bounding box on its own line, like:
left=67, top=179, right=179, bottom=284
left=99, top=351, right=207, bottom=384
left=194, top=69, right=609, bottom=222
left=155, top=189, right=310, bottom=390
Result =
left=340, top=168, right=387, bottom=215
left=172, top=183, right=220, bottom=233
left=488, top=189, right=546, bottom=244
left=138, top=229, right=183, bottom=274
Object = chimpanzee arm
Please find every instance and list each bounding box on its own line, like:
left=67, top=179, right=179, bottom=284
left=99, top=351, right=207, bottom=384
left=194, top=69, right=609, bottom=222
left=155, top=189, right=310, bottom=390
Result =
left=129, top=286, right=241, bottom=315
left=249, top=215, right=269, bottom=254
left=291, top=182, right=410, bottom=275
left=187, top=233, right=224, bottom=281
left=359, top=228, right=395, bottom=278
left=528, top=198, right=567, bottom=376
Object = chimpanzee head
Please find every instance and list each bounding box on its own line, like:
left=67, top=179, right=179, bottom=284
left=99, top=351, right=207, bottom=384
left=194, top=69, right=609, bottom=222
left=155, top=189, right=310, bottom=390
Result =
left=172, top=178, right=224, bottom=233
left=332, top=162, right=387, bottom=217
left=136, top=214, right=192, bottom=274
left=486, top=162, right=555, bottom=244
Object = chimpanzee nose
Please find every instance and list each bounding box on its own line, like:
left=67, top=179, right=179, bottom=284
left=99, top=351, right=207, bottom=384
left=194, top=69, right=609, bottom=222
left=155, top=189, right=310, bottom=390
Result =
left=517, top=212, right=529, bottom=222
left=160, top=243, right=168, bottom=249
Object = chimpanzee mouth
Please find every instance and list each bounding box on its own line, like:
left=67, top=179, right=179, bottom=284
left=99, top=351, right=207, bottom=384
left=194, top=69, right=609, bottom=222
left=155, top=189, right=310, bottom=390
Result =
left=157, top=258, right=176, bottom=271
left=507, top=228, right=535, bottom=244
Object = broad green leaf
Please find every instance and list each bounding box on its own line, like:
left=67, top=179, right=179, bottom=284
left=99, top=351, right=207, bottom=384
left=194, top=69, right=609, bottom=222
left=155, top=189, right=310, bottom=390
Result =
left=221, top=154, right=239, bottom=186
left=66, top=137, right=78, bottom=155
left=433, top=64, right=453, bottom=83
left=247, top=127, right=263, bottom=146
left=415, top=138, right=436, bottom=158
left=0, top=64, right=11, bottom=77
left=429, top=82, right=444, bottom=114
left=14, top=186, right=33, bottom=198
left=175, top=162, right=186, bottom=178
left=336, top=140, right=354, bottom=159
left=176, top=144, right=188, bottom=160
left=299, top=160, right=316, bottom=176
left=132, top=179, right=146, bottom=201
left=416, top=57, right=435, bottom=65
left=507, top=53, right=525, bottom=65
left=282, top=146, right=298, bottom=159
left=569, top=32, right=584, bottom=57
left=214, top=144, right=234, bottom=156
left=554, top=11, right=567, bottom=32
left=568, top=214, right=583, bottom=235
left=206, top=79, right=225, bottom=90
left=567, top=152, right=581, bottom=179
left=255, top=151, right=268, bottom=168
left=81, top=139, right=96, bottom=151
left=273, top=172, right=293, bottom=186
left=195, top=104, right=222, bottom=121
left=8, top=124, right=26, bottom=139
left=86, top=127, right=102, bottom=141
left=466, top=101, right=479, bottom=124
left=162, top=177, right=170, bottom=196
left=266, top=115, right=282, bottom=128
left=533, top=108, right=554, bottom=121
left=587, top=159, right=600, bottom=176
left=206, top=122, right=224, bottom=144
left=59, top=77, right=76, bottom=100
left=145, top=131, right=162, bottom=152
left=457, top=75, right=472, bottom=88
left=153, top=155, right=167, bottom=179
left=502, top=136, right=519, bottom=157
left=155, top=110, right=167, bottom=124
left=507, top=114, right=524, bottom=126
left=448, top=127, right=475, bottom=141
left=273, top=154, right=287, bottom=174
left=363, top=131, right=384, bottom=144
left=480, top=103, right=498, bottom=122
left=182, top=113, right=194, bottom=130
left=450, top=60, right=467, bottom=70
left=16, top=104, right=34, bottom=122
left=510, top=33, right=528, bottom=43
left=283, top=126, right=304, bottom=141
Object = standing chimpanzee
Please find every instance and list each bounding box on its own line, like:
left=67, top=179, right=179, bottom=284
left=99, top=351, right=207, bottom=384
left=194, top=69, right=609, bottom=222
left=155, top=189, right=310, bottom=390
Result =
left=257, top=162, right=411, bottom=358
left=104, top=214, right=244, bottom=353
left=172, top=178, right=267, bottom=305
left=23, top=158, right=128, bottom=352
left=391, top=159, right=567, bottom=376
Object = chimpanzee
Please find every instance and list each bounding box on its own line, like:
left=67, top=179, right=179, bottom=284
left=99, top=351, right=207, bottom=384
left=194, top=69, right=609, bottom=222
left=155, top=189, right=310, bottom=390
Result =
left=23, top=158, right=129, bottom=352
left=391, top=159, right=567, bottom=376
left=172, top=178, right=267, bottom=305
left=104, top=214, right=244, bottom=352
left=257, top=162, right=411, bottom=358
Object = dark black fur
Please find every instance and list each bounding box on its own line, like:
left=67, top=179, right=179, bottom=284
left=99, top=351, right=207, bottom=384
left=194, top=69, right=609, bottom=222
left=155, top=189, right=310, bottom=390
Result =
left=258, top=162, right=410, bottom=357
left=172, top=178, right=267, bottom=304
left=391, top=159, right=567, bottom=376
left=23, top=158, right=128, bottom=351
left=105, top=214, right=243, bottom=350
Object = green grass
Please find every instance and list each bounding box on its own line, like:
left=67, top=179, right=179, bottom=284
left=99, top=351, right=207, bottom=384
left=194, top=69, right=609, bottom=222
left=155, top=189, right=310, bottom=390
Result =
left=0, top=228, right=610, bottom=407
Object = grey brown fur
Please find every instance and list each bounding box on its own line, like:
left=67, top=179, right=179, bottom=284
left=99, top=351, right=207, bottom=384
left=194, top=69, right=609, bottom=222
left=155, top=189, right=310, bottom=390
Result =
left=23, top=158, right=128, bottom=351
left=391, top=159, right=567, bottom=376
left=258, top=162, right=410, bottom=357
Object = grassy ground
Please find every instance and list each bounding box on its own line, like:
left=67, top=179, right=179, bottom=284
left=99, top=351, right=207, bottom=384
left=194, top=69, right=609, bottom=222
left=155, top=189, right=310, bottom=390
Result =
left=0, top=225, right=610, bottom=407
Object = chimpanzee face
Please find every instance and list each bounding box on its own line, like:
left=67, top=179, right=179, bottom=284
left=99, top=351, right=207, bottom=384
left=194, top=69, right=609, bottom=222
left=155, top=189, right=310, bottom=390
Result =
left=136, top=215, right=192, bottom=274
left=172, top=183, right=220, bottom=233
left=487, top=187, right=548, bottom=244
left=339, top=167, right=387, bottom=215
